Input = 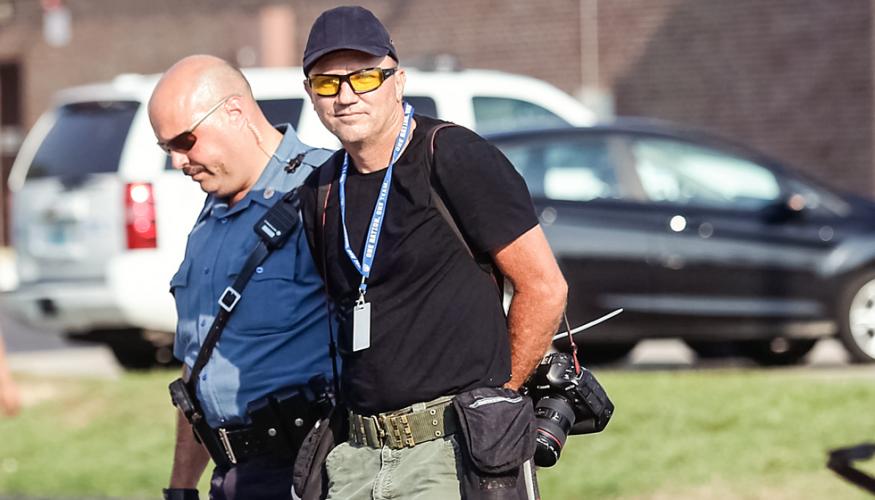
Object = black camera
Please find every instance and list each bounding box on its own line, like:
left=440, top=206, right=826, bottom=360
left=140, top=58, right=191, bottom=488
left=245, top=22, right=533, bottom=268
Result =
left=523, top=352, right=614, bottom=467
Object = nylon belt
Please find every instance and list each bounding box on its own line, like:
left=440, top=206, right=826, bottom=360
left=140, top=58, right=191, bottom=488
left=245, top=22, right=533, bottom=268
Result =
left=348, top=396, right=457, bottom=449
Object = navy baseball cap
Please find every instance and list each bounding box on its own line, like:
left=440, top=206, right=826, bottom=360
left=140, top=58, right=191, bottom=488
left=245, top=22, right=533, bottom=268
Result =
left=303, top=5, right=398, bottom=75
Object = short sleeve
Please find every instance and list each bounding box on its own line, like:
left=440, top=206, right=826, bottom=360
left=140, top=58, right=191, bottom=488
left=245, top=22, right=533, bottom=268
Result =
left=431, top=126, right=538, bottom=253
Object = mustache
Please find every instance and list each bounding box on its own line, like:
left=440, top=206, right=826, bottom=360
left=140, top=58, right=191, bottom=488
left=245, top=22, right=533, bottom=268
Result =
left=182, top=165, right=206, bottom=177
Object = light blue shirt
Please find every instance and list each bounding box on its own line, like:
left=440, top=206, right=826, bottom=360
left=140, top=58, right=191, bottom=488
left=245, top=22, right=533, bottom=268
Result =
left=170, top=124, right=334, bottom=428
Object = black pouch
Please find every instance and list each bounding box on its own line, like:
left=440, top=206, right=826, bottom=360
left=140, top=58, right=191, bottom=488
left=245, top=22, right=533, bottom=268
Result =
left=452, top=387, right=538, bottom=499
left=291, top=407, right=348, bottom=500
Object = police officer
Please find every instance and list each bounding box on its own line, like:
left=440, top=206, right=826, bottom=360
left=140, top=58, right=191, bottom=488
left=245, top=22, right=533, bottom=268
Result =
left=299, top=6, right=568, bottom=499
left=149, top=55, right=334, bottom=500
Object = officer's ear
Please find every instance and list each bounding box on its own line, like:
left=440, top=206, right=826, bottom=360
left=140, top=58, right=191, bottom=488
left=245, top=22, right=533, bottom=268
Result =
left=223, top=95, right=246, bottom=129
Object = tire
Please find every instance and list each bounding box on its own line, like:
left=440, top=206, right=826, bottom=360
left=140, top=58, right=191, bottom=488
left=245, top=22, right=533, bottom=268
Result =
left=685, top=340, right=740, bottom=359
left=108, top=339, right=177, bottom=370
left=838, top=270, right=875, bottom=363
left=70, top=329, right=179, bottom=370
left=735, top=338, right=817, bottom=366
left=576, top=342, right=636, bottom=365
left=686, top=339, right=815, bottom=365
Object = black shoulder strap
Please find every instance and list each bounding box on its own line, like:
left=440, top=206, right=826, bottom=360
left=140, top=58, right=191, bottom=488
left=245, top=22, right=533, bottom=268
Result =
left=185, top=188, right=301, bottom=392
left=316, top=159, right=337, bottom=255
left=425, top=123, right=504, bottom=296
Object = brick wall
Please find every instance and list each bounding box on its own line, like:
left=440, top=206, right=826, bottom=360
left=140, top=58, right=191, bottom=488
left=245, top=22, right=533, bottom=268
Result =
left=601, top=0, right=874, bottom=195
left=0, top=0, right=873, bottom=196
left=1, top=0, right=589, bottom=127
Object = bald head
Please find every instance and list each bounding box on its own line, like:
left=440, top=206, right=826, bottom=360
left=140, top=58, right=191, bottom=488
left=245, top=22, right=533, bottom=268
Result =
left=149, top=55, right=253, bottom=124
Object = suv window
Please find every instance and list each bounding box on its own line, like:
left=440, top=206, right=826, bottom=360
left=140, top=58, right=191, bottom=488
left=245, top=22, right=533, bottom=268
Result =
left=632, top=138, right=782, bottom=210
left=497, top=134, right=622, bottom=201
left=405, top=96, right=438, bottom=119
left=27, top=101, right=139, bottom=179
left=473, top=97, right=569, bottom=135
left=258, top=98, right=304, bottom=128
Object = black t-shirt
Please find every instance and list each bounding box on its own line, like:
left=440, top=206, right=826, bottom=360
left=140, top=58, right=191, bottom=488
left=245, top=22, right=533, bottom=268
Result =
left=300, top=115, right=538, bottom=414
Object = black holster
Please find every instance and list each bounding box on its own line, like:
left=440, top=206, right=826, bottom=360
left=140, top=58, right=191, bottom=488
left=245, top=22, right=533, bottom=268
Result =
left=169, top=377, right=233, bottom=468
left=452, top=387, right=539, bottom=500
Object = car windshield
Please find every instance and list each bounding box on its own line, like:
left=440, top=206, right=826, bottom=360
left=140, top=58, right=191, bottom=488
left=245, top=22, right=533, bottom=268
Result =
left=27, top=101, right=139, bottom=180
left=473, top=97, right=570, bottom=135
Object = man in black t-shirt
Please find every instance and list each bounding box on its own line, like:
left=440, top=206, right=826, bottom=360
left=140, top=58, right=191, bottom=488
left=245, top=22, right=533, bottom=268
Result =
left=299, top=6, right=568, bottom=499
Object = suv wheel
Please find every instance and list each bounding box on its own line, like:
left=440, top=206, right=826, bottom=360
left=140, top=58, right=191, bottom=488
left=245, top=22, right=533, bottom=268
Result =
left=107, top=336, right=176, bottom=370
left=70, top=329, right=178, bottom=370
left=839, top=270, right=875, bottom=363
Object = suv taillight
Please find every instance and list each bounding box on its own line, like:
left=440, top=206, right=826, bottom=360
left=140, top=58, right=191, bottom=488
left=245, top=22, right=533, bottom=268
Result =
left=125, top=182, right=157, bottom=249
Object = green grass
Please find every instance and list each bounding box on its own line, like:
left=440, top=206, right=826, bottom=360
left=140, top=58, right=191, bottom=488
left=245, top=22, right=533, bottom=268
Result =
left=539, top=368, right=875, bottom=499
left=0, top=368, right=873, bottom=499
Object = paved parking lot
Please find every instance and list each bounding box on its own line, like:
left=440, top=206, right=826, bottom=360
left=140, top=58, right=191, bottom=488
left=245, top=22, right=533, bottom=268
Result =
left=1, top=312, right=857, bottom=378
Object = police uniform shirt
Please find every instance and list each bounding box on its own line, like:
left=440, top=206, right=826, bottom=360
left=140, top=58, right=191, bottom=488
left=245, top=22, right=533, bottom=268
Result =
left=171, top=124, right=334, bottom=429
left=300, top=115, right=539, bottom=415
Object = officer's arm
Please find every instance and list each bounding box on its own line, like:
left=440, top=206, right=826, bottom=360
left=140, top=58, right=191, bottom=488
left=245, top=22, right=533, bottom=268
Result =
left=168, top=366, right=210, bottom=489
left=493, top=225, right=567, bottom=390
left=0, top=334, right=20, bottom=416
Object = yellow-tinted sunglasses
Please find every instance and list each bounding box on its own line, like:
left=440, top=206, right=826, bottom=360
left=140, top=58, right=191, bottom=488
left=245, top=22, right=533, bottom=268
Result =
left=308, top=67, right=397, bottom=97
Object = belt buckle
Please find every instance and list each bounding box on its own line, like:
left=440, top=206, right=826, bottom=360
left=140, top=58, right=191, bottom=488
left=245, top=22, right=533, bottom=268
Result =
left=358, top=414, right=385, bottom=448
left=217, top=428, right=238, bottom=465
left=218, top=286, right=241, bottom=312
left=373, top=415, right=387, bottom=446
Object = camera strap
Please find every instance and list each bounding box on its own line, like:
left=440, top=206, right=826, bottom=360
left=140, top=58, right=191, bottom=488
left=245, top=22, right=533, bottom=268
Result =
left=561, top=313, right=581, bottom=374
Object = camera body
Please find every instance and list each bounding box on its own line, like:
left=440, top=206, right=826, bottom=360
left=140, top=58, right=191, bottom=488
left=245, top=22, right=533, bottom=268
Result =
left=523, top=352, right=614, bottom=467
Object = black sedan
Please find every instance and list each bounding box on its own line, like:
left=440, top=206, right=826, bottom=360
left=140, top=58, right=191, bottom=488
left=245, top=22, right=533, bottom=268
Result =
left=488, top=120, right=875, bottom=365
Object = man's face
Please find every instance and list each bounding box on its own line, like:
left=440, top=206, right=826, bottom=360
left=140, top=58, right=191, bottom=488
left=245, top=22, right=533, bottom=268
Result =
left=150, top=94, right=246, bottom=201
left=305, top=51, right=405, bottom=146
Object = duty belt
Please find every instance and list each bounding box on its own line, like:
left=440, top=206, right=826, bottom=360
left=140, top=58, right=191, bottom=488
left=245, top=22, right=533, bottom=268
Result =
left=211, top=423, right=295, bottom=465
left=349, top=396, right=457, bottom=449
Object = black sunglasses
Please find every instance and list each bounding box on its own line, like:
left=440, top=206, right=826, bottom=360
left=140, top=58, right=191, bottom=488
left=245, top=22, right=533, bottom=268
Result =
left=157, top=95, right=233, bottom=154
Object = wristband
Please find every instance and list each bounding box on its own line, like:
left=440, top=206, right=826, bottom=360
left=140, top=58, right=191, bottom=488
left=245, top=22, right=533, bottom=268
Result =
left=162, top=488, right=200, bottom=500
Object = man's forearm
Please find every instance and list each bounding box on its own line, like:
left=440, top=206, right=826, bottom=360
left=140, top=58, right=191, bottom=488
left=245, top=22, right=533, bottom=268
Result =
left=493, top=226, right=568, bottom=390
left=505, top=284, right=566, bottom=389
left=169, top=408, right=210, bottom=488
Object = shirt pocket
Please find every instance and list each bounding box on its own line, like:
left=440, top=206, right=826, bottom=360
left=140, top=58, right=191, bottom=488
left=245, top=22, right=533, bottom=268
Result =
left=169, top=259, right=191, bottom=296
left=225, top=247, right=298, bottom=334
left=169, top=259, right=197, bottom=339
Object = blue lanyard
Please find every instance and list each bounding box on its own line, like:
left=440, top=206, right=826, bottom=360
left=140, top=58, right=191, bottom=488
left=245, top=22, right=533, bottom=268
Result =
left=339, top=102, right=414, bottom=298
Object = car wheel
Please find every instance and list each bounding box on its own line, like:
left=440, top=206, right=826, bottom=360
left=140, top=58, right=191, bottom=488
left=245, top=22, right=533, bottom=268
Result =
left=70, top=329, right=179, bottom=370
left=838, top=270, right=875, bottom=363
left=576, top=342, right=636, bottom=365
left=735, top=338, right=817, bottom=366
left=685, top=340, right=740, bottom=359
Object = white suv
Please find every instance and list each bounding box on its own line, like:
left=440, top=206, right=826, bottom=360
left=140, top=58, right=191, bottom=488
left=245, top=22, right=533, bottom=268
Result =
left=4, top=66, right=594, bottom=368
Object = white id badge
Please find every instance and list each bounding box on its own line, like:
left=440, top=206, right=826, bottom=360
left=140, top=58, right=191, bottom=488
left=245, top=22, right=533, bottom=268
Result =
left=352, top=301, right=371, bottom=351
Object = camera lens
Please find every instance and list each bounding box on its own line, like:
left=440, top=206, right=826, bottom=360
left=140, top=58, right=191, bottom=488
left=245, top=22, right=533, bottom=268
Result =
left=533, top=396, right=576, bottom=467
